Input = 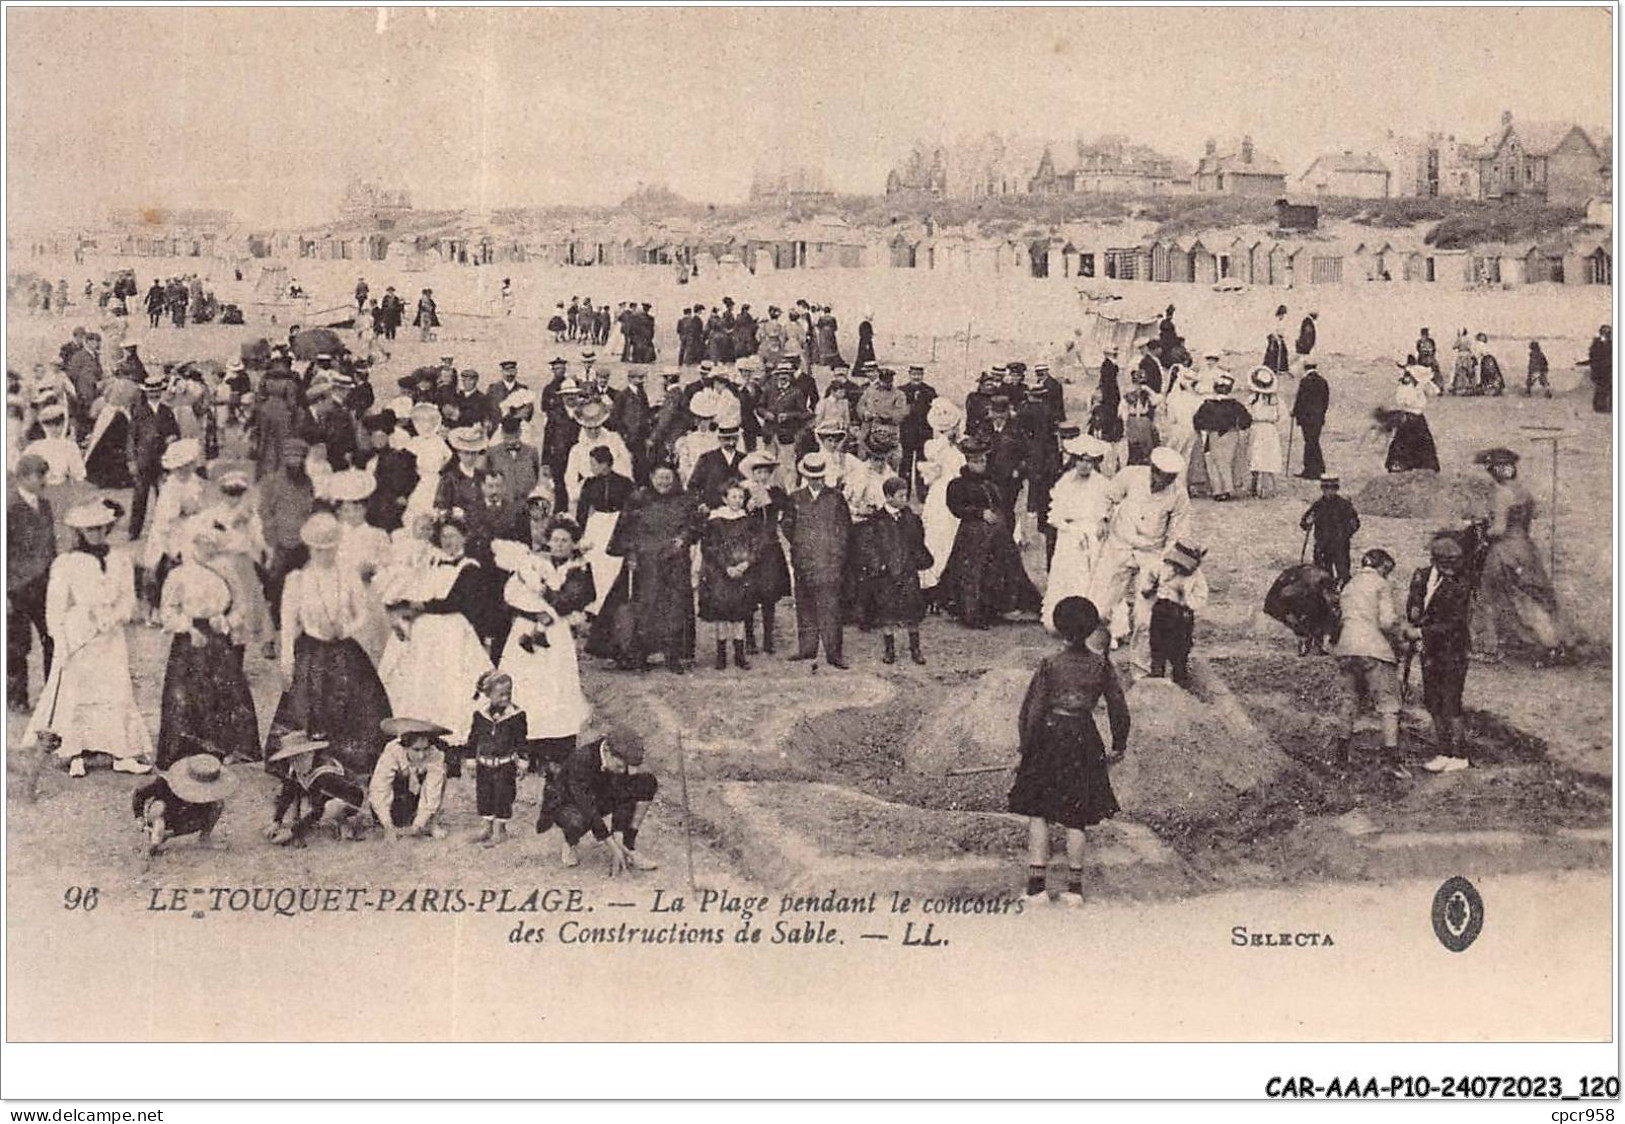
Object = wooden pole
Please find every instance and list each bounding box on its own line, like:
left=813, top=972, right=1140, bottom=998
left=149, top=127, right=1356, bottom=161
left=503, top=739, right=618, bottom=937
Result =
left=1520, top=426, right=1565, bottom=584
left=675, top=729, right=697, bottom=891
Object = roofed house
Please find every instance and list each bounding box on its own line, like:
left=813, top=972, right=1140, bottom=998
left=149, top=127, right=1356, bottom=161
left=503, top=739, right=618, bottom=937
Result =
left=1194, top=136, right=1288, bottom=196
left=1297, top=152, right=1391, bottom=199
left=1475, top=111, right=1607, bottom=206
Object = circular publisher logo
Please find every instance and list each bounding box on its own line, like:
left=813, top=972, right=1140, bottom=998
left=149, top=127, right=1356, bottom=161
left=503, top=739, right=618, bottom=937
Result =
left=1431, top=876, right=1484, bottom=952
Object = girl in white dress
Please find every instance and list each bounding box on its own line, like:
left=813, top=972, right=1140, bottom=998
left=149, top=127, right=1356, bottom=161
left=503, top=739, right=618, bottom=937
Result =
left=917, top=399, right=965, bottom=595
left=376, top=513, right=493, bottom=751
left=1246, top=366, right=1284, bottom=497
left=1040, top=436, right=1114, bottom=633
left=26, top=498, right=154, bottom=776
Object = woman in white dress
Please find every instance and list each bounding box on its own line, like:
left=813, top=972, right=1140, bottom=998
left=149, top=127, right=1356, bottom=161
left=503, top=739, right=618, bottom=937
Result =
left=376, top=513, right=494, bottom=751
left=194, top=469, right=272, bottom=655
left=401, top=403, right=451, bottom=529
left=26, top=497, right=154, bottom=776
left=495, top=512, right=596, bottom=769
left=1246, top=366, right=1284, bottom=498
left=142, top=438, right=206, bottom=613
left=330, top=468, right=394, bottom=661
left=1040, top=436, right=1113, bottom=633
left=917, top=398, right=965, bottom=597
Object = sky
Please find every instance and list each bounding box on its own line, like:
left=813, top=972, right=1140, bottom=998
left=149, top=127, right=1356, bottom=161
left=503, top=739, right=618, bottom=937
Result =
left=5, top=6, right=1614, bottom=227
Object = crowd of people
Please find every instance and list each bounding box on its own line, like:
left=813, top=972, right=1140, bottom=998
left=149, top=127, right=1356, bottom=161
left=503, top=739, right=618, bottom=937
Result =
left=2, top=287, right=1605, bottom=898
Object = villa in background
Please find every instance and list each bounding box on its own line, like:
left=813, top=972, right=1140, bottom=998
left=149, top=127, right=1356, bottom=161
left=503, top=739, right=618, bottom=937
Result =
left=1193, top=137, right=1289, bottom=196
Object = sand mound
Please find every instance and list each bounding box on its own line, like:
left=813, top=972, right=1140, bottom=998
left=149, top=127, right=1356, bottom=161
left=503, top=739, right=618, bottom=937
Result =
left=903, top=661, right=1290, bottom=817
left=1354, top=470, right=1490, bottom=520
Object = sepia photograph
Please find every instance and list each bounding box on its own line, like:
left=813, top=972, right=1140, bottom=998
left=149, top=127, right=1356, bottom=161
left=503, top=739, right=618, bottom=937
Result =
left=1, top=3, right=1617, bottom=1102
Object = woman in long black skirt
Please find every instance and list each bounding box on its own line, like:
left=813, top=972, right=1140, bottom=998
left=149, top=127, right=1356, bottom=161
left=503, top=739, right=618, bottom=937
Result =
left=264, top=513, right=393, bottom=776
left=155, top=528, right=261, bottom=768
left=1008, top=596, right=1129, bottom=907
left=1384, top=367, right=1441, bottom=473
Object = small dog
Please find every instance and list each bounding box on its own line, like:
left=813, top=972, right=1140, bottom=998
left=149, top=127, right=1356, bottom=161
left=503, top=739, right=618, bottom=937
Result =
left=23, top=731, right=62, bottom=802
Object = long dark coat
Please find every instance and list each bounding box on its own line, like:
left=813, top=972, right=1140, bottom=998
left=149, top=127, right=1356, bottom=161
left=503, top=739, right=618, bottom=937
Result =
left=782, top=484, right=851, bottom=588
left=938, top=470, right=1040, bottom=625
left=600, top=486, right=700, bottom=658
left=1008, top=647, right=1128, bottom=829
left=857, top=506, right=932, bottom=626
left=698, top=512, right=766, bottom=622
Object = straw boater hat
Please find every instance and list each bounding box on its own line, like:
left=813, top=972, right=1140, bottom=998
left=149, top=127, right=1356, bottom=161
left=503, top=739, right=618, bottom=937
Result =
left=446, top=426, right=488, bottom=453
left=64, top=497, right=121, bottom=530
left=327, top=469, right=376, bottom=504
left=741, top=449, right=778, bottom=473
left=813, top=418, right=848, bottom=438
left=1149, top=446, right=1186, bottom=475
left=380, top=717, right=452, bottom=740
left=141, top=371, right=167, bottom=391
left=160, top=438, right=201, bottom=472
left=1249, top=366, right=1276, bottom=392
left=217, top=469, right=251, bottom=494
left=797, top=453, right=828, bottom=479
left=267, top=731, right=331, bottom=764
left=163, top=754, right=238, bottom=804
left=574, top=399, right=611, bottom=428
left=1063, top=434, right=1109, bottom=460
left=299, top=512, right=341, bottom=550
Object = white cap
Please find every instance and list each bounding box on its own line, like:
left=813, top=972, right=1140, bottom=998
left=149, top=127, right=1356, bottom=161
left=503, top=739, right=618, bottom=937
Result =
left=1150, top=446, right=1186, bottom=474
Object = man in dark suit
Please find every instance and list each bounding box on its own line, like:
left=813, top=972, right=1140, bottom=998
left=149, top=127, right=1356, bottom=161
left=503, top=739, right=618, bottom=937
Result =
left=485, top=360, right=527, bottom=424
left=7, top=455, right=56, bottom=711
left=688, top=422, right=747, bottom=509
left=1292, top=360, right=1330, bottom=479
left=977, top=394, right=1028, bottom=527
left=126, top=373, right=180, bottom=538
left=1405, top=535, right=1475, bottom=774
left=450, top=368, right=492, bottom=431
left=782, top=454, right=852, bottom=667
left=898, top=364, right=937, bottom=499
left=608, top=366, right=654, bottom=485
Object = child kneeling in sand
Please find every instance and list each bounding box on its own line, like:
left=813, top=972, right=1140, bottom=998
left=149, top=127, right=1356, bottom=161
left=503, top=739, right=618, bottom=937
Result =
left=133, top=754, right=236, bottom=856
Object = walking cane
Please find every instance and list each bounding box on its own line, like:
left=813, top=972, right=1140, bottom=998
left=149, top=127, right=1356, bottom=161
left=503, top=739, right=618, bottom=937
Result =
left=674, top=729, right=697, bottom=892
left=1284, top=415, right=1297, bottom=478
left=1299, top=523, right=1312, bottom=565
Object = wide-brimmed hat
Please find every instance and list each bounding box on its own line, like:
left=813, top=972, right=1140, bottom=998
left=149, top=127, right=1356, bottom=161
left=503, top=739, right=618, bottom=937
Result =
left=327, top=469, right=376, bottom=504
left=163, top=754, right=238, bottom=803
left=864, top=427, right=898, bottom=455
left=1063, top=434, right=1109, bottom=460
left=141, top=372, right=167, bottom=391
left=926, top=398, right=962, bottom=432
left=64, top=497, right=121, bottom=530
left=217, top=468, right=252, bottom=493
left=740, top=449, right=778, bottom=473
left=380, top=717, right=453, bottom=740
left=574, top=399, right=611, bottom=428
left=1317, top=474, right=1341, bottom=487
left=267, top=731, right=332, bottom=764
left=684, top=388, right=726, bottom=423
left=797, top=453, right=828, bottom=479
left=160, top=437, right=201, bottom=471
left=958, top=433, right=991, bottom=457
left=446, top=426, right=488, bottom=453
left=1166, top=541, right=1206, bottom=572
left=409, top=403, right=443, bottom=434
left=1249, top=366, right=1276, bottom=391
left=1149, top=446, right=1186, bottom=475
left=299, top=512, right=341, bottom=550
left=813, top=418, right=848, bottom=437
left=1475, top=446, right=1520, bottom=468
